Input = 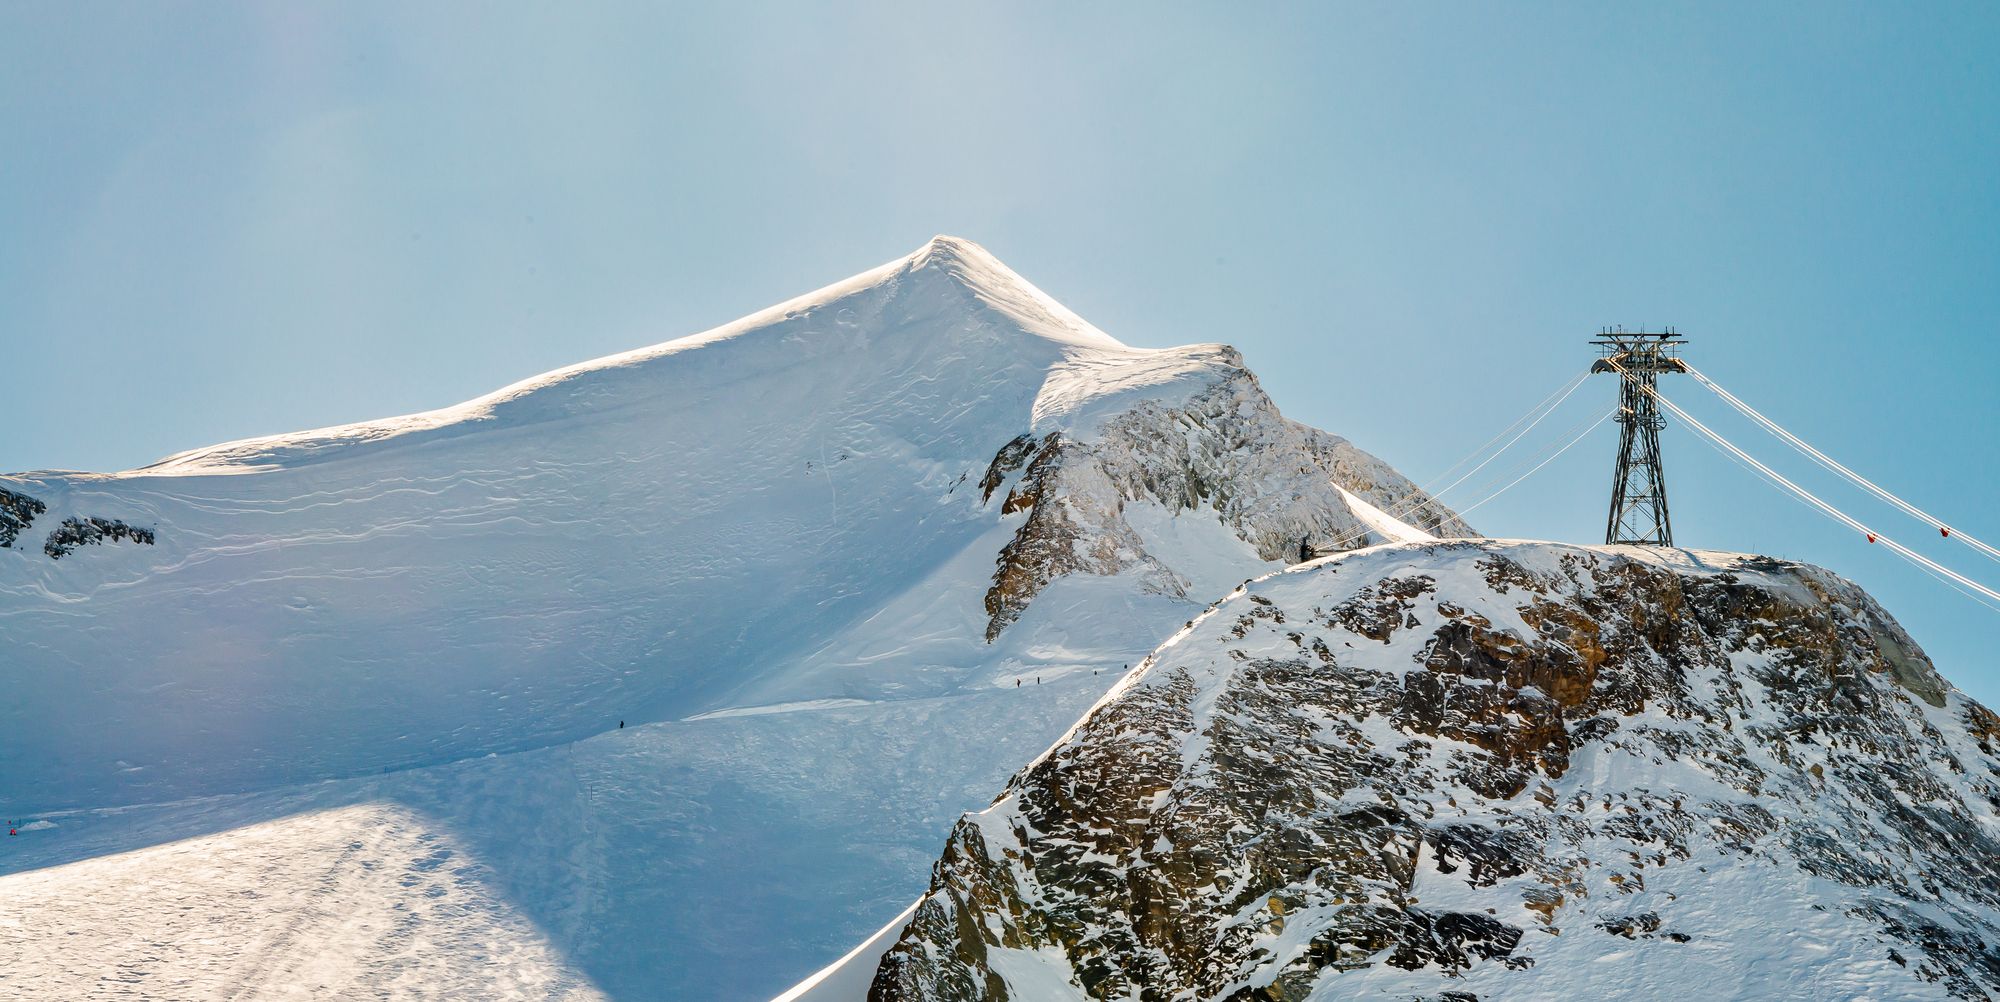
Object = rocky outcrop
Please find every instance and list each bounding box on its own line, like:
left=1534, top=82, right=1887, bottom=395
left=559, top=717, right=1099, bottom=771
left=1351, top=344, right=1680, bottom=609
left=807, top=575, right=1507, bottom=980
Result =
left=873, top=542, right=2000, bottom=1000
left=980, top=359, right=1472, bottom=640
left=0, top=488, right=154, bottom=560
left=982, top=433, right=1189, bottom=640
left=0, top=487, right=46, bottom=549
left=43, top=516, right=156, bottom=559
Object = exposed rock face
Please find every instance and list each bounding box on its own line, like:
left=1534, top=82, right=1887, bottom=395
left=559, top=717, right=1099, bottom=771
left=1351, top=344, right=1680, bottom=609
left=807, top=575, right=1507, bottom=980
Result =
left=0, top=487, right=46, bottom=549
left=981, top=356, right=1472, bottom=640
left=42, top=516, right=156, bottom=559
left=872, top=542, right=2000, bottom=1001
left=0, top=487, right=156, bottom=559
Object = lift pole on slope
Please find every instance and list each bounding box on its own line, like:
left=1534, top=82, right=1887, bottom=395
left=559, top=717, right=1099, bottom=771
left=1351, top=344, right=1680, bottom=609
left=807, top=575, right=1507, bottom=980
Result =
left=1592, top=327, right=1687, bottom=546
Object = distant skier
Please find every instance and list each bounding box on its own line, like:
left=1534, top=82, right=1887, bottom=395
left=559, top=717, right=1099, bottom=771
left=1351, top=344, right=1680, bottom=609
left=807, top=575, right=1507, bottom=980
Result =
left=1299, top=536, right=1312, bottom=563
left=619, top=720, right=625, bottom=729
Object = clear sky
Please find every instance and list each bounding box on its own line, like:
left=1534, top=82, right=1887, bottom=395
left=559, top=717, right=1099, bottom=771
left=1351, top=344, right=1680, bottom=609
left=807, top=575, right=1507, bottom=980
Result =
left=5, top=3, right=1998, bottom=701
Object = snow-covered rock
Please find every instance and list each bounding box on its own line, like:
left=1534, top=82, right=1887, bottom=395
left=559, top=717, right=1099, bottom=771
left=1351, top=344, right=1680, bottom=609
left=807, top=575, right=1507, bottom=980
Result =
left=856, top=541, right=2000, bottom=1001
left=0, top=237, right=1464, bottom=998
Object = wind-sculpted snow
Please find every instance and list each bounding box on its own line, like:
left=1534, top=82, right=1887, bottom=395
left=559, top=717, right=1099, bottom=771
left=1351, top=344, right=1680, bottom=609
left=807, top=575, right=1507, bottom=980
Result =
left=0, top=237, right=1463, bottom=998
left=864, top=542, right=2000, bottom=1001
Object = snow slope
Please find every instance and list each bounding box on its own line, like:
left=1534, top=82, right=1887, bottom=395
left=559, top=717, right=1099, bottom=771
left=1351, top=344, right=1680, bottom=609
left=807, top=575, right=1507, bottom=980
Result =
left=1337, top=485, right=1436, bottom=544
left=0, top=237, right=1467, bottom=999
left=844, top=541, right=2000, bottom=1001
left=0, top=803, right=607, bottom=1000
left=1, top=673, right=1109, bottom=1000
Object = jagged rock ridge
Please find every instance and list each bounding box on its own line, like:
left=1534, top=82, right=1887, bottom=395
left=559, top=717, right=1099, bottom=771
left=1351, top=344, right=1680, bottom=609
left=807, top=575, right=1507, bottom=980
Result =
left=867, top=541, right=2000, bottom=1002
left=978, top=350, right=1469, bottom=641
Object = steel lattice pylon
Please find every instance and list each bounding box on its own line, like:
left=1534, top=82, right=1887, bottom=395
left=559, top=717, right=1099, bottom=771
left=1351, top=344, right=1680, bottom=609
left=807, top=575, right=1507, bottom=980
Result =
left=1591, top=327, right=1687, bottom=546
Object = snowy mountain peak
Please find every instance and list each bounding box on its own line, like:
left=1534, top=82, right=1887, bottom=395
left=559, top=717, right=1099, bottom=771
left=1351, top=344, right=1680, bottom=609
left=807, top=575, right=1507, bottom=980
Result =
left=907, top=234, right=1036, bottom=292
left=2, top=238, right=1472, bottom=999
left=127, top=236, right=1119, bottom=477
left=0, top=235, right=1466, bottom=816
left=910, top=233, right=995, bottom=270
left=900, top=234, right=1127, bottom=352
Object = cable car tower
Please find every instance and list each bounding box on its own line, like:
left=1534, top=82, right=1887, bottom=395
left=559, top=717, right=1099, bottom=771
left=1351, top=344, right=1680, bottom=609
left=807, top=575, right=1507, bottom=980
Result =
left=1591, top=327, right=1687, bottom=546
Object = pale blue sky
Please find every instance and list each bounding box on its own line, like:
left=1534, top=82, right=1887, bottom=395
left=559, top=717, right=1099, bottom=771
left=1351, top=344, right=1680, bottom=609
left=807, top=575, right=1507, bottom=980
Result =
left=5, top=3, right=1999, bottom=700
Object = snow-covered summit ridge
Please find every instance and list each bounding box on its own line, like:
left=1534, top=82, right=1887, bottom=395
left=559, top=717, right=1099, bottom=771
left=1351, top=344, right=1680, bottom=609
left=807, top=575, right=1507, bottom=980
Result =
left=134, top=235, right=1173, bottom=476
left=904, top=235, right=1128, bottom=352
